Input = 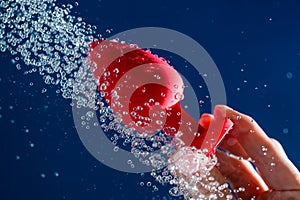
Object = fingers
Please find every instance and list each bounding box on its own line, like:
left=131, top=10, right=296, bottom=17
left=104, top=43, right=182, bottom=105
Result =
left=218, top=134, right=248, bottom=159
left=200, top=113, right=269, bottom=198
left=218, top=134, right=269, bottom=198
left=257, top=190, right=300, bottom=200
left=215, top=105, right=300, bottom=190
left=216, top=150, right=269, bottom=199
left=217, top=123, right=269, bottom=199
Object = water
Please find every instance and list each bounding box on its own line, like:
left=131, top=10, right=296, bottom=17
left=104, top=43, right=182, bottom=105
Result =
left=0, top=1, right=236, bottom=199
left=0, top=0, right=97, bottom=110
left=167, top=147, right=232, bottom=200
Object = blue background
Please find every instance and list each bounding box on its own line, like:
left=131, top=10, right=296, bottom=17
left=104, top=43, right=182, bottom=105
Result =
left=1, top=0, right=300, bottom=199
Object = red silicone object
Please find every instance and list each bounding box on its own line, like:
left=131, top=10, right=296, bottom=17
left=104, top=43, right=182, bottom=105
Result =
left=88, top=40, right=233, bottom=157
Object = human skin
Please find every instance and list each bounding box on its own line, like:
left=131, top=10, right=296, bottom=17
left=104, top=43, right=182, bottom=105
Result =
left=197, top=105, right=300, bottom=199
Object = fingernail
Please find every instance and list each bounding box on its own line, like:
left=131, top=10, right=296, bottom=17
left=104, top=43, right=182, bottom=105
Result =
left=199, top=114, right=211, bottom=129
left=214, top=105, right=226, bottom=119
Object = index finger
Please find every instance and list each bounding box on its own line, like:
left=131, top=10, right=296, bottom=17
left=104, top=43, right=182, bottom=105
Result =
left=215, top=105, right=300, bottom=190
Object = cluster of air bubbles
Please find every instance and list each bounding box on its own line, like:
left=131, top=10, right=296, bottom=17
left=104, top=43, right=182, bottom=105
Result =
left=100, top=104, right=176, bottom=168
left=0, top=1, right=233, bottom=199
left=261, top=145, right=268, bottom=156
left=0, top=0, right=99, bottom=110
left=95, top=91, right=221, bottom=198
left=165, top=146, right=232, bottom=200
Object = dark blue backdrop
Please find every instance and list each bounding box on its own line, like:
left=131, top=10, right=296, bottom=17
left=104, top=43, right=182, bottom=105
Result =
left=1, top=0, right=300, bottom=199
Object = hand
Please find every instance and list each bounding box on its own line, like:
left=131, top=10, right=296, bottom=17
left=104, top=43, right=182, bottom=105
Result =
left=200, top=105, right=300, bottom=199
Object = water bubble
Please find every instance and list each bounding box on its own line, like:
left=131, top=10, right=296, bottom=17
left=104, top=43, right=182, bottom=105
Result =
left=174, top=92, right=183, bottom=100
left=152, top=185, right=159, bottom=192
left=103, top=71, right=110, bottom=77
left=261, top=146, right=268, bottom=155
left=159, top=111, right=166, bottom=117
left=286, top=72, right=293, bottom=79
left=1, top=0, right=97, bottom=111
left=106, top=29, right=112, bottom=34
left=29, top=142, right=35, bottom=148
left=149, top=98, right=155, bottom=104
left=283, top=128, right=289, bottom=134
left=156, top=120, right=163, bottom=125
left=54, top=172, right=59, bottom=177
left=233, top=187, right=246, bottom=195
left=113, top=146, right=119, bottom=152
left=154, top=74, right=161, bottom=79
left=41, top=88, right=47, bottom=93
left=86, top=111, right=94, bottom=118
left=236, top=115, right=242, bottom=120
left=135, top=121, right=142, bottom=126
left=169, top=187, right=181, bottom=196
left=146, top=181, right=152, bottom=187
left=113, top=68, right=119, bottom=74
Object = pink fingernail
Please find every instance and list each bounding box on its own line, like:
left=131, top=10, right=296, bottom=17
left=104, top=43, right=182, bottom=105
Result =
left=199, top=114, right=211, bottom=129
left=214, top=106, right=226, bottom=119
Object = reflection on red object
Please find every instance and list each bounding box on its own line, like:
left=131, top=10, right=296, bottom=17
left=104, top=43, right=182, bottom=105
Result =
left=89, top=40, right=233, bottom=157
